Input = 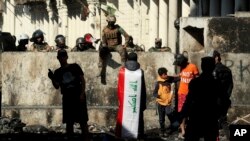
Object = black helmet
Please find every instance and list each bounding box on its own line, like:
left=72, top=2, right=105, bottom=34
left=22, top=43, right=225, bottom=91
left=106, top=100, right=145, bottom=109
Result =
left=30, top=29, right=44, bottom=42
left=76, top=37, right=85, bottom=45
left=173, top=54, right=188, bottom=66
left=155, top=38, right=162, bottom=49
left=55, top=34, right=65, bottom=44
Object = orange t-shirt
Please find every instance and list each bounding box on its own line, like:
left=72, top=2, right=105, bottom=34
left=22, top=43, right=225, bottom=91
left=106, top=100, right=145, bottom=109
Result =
left=178, top=63, right=199, bottom=95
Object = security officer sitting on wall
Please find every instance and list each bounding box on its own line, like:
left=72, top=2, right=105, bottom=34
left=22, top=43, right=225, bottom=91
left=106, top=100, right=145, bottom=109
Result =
left=17, top=33, right=29, bottom=51
left=126, top=36, right=145, bottom=52
left=0, top=31, right=16, bottom=51
left=98, top=15, right=130, bottom=84
left=54, top=34, right=70, bottom=51
left=29, top=29, right=52, bottom=52
left=71, top=34, right=97, bottom=52
left=148, top=38, right=171, bottom=52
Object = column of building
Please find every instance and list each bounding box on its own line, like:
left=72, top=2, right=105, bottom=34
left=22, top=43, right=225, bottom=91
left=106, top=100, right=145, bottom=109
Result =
left=181, top=0, right=190, bottom=17
left=168, top=0, right=178, bottom=53
left=87, top=0, right=100, bottom=49
left=87, top=1, right=96, bottom=38
left=3, top=0, right=15, bottom=34
left=57, top=0, right=68, bottom=41
left=189, top=0, right=198, bottom=17
left=149, top=0, right=158, bottom=50
left=46, top=0, right=55, bottom=46
left=159, top=0, right=168, bottom=48
left=133, top=0, right=141, bottom=45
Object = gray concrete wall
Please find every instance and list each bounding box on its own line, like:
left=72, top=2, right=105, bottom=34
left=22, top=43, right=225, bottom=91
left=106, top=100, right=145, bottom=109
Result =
left=1, top=51, right=250, bottom=129
left=180, top=17, right=250, bottom=122
left=2, top=51, right=250, bottom=129
left=1, top=52, right=176, bottom=129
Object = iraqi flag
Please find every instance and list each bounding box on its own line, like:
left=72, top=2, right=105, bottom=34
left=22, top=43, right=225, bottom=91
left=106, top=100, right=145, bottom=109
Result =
left=116, top=67, right=142, bottom=139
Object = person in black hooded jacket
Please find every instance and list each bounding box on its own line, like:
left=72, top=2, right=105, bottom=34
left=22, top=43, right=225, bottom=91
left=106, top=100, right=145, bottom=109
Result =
left=116, top=52, right=146, bottom=140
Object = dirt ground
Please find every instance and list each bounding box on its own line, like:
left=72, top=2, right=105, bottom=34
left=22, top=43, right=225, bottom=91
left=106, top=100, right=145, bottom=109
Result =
left=0, top=128, right=229, bottom=141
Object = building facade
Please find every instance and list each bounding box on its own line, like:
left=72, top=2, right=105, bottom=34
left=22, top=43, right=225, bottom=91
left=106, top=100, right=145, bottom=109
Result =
left=1, top=0, right=250, bottom=51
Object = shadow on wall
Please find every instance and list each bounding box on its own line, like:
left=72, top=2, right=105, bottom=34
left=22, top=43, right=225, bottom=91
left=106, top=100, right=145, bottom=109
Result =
left=183, top=26, right=204, bottom=47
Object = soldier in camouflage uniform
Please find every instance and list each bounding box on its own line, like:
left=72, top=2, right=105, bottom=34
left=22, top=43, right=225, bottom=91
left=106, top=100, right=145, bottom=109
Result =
left=99, top=15, right=130, bottom=84
left=29, top=29, right=52, bottom=52
left=148, top=38, right=171, bottom=52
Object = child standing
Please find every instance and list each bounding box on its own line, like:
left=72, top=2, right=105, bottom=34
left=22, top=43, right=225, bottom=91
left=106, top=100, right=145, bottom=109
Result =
left=153, top=67, right=176, bottom=137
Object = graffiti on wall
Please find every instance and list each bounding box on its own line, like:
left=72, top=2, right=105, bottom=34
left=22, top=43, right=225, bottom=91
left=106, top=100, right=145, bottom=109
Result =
left=224, top=59, right=250, bottom=82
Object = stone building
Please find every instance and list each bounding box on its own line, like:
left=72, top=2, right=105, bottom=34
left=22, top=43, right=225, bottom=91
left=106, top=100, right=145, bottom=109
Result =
left=1, top=0, right=250, bottom=52
left=1, top=0, right=250, bottom=132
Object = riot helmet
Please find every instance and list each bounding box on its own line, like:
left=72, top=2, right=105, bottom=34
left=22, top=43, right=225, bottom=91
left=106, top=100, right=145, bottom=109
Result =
left=55, top=34, right=66, bottom=48
left=30, top=29, right=44, bottom=43
left=18, top=34, right=29, bottom=43
left=76, top=37, right=85, bottom=50
left=84, top=33, right=93, bottom=43
left=76, top=37, right=85, bottom=45
left=18, top=33, right=29, bottom=50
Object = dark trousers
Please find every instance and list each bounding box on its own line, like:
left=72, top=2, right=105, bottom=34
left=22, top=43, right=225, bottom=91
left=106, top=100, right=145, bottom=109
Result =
left=158, top=104, right=178, bottom=132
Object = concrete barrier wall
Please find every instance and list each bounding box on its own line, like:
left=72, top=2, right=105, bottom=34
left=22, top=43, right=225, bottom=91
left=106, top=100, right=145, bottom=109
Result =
left=1, top=52, right=176, bottom=128
left=1, top=52, right=250, bottom=128
left=180, top=17, right=250, bottom=122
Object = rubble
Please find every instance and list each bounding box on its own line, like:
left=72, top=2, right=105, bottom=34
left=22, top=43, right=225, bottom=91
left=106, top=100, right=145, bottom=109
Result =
left=0, top=116, right=230, bottom=141
left=231, top=114, right=250, bottom=125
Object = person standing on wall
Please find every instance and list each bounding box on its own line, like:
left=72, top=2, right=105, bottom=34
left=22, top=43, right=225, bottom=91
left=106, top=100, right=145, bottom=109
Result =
left=48, top=49, right=90, bottom=141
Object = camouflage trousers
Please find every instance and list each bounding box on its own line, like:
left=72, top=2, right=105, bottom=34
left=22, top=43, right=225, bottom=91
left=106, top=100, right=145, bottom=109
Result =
left=98, top=45, right=127, bottom=84
left=99, top=45, right=127, bottom=68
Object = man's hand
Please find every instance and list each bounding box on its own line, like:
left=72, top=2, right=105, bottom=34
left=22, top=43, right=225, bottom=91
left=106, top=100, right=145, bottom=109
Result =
left=48, top=69, right=54, bottom=80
